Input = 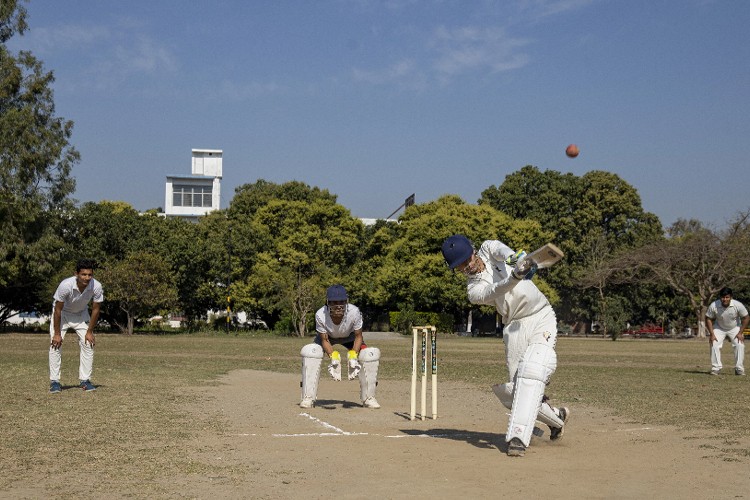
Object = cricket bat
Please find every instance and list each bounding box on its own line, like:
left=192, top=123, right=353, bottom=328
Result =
left=527, top=243, right=564, bottom=269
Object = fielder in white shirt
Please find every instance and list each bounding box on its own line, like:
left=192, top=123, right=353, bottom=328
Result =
left=705, top=287, right=748, bottom=376
left=299, top=285, right=381, bottom=409
left=49, top=259, right=104, bottom=393
left=442, top=235, right=570, bottom=457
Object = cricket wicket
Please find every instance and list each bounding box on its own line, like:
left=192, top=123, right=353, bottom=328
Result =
left=410, top=325, right=437, bottom=421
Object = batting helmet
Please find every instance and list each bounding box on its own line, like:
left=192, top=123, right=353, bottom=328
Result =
left=326, top=284, right=348, bottom=302
left=442, top=235, right=474, bottom=269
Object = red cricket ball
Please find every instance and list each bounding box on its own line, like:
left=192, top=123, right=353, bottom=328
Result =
left=566, top=144, right=579, bottom=158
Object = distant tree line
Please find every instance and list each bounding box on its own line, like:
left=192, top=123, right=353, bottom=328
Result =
left=3, top=1, right=750, bottom=337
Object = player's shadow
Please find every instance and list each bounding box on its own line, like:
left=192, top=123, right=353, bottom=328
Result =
left=399, top=427, right=505, bottom=451
left=314, top=399, right=362, bottom=410
left=59, top=383, right=104, bottom=391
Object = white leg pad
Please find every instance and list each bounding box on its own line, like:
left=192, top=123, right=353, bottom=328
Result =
left=507, top=342, right=557, bottom=446
left=300, top=343, right=323, bottom=401
left=493, top=383, right=563, bottom=428
left=358, top=347, right=380, bottom=402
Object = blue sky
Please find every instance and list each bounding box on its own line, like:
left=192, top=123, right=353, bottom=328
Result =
left=8, top=0, right=750, bottom=228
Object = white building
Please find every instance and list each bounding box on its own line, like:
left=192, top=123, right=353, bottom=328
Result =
left=163, top=149, right=223, bottom=221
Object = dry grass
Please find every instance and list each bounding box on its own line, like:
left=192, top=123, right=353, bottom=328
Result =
left=0, top=332, right=747, bottom=497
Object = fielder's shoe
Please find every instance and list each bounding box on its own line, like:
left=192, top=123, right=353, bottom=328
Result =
left=710, top=370, right=720, bottom=376
left=50, top=381, right=62, bottom=394
left=550, top=406, right=570, bottom=441
left=80, top=380, right=96, bottom=392
left=736, top=369, right=746, bottom=376
left=507, top=438, right=526, bottom=457
left=299, top=397, right=314, bottom=409
left=363, top=397, right=381, bottom=409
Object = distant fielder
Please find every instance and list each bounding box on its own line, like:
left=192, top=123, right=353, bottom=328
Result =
left=705, top=287, right=748, bottom=376
left=299, top=285, right=381, bottom=409
left=442, top=235, right=569, bottom=457
left=49, top=259, right=104, bottom=393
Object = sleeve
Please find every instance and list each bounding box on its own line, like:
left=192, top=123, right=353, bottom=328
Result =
left=737, top=301, right=749, bottom=318
left=52, top=281, right=68, bottom=304
left=315, top=308, right=327, bottom=333
left=353, top=307, right=363, bottom=331
left=467, top=276, right=520, bottom=305
left=484, top=240, right=515, bottom=262
left=93, top=280, right=104, bottom=303
left=705, top=302, right=716, bottom=319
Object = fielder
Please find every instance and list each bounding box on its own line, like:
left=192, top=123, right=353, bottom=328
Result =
left=442, top=235, right=569, bottom=457
left=299, top=284, right=381, bottom=409
left=705, top=287, right=748, bottom=376
left=49, top=259, right=104, bottom=393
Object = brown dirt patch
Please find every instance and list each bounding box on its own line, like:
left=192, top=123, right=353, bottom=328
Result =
left=176, top=369, right=750, bottom=499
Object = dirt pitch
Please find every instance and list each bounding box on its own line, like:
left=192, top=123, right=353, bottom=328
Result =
left=177, top=365, right=750, bottom=499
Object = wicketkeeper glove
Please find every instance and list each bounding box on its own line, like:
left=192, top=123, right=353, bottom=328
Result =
left=328, top=351, right=342, bottom=381
left=347, top=350, right=361, bottom=380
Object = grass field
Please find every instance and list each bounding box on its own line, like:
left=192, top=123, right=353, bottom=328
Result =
left=1, top=332, right=748, bottom=496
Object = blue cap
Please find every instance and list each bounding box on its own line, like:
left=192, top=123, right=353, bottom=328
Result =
left=326, top=284, right=348, bottom=301
left=441, top=235, right=474, bottom=269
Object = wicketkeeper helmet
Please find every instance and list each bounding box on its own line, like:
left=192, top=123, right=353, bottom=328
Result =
left=442, top=235, right=474, bottom=269
left=326, top=284, right=348, bottom=302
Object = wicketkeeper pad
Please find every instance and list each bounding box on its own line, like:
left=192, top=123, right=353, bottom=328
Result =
left=300, top=343, right=323, bottom=402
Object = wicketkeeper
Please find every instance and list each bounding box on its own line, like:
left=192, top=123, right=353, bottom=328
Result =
left=299, top=284, right=381, bottom=409
left=442, top=235, right=570, bottom=457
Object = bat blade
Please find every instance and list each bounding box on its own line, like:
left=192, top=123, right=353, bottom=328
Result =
left=527, top=243, right=564, bottom=269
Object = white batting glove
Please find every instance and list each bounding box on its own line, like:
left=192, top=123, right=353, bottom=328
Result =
left=347, top=350, right=361, bottom=380
left=328, top=351, right=342, bottom=381
left=512, top=256, right=537, bottom=280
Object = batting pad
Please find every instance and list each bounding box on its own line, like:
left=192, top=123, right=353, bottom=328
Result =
left=300, top=343, right=323, bottom=401
left=507, top=342, right=557, bottom=446
left=358, top=347, right=380, bottom=402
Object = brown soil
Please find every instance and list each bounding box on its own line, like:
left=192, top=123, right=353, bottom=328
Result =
left=177, top=368, right=750, bottom=499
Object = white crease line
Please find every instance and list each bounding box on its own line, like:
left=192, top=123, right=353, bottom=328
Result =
left=294, top=412, right=368, bottom=436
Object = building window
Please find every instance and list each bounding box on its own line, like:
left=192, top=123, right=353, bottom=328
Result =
left=173, top=185, right=212, bottom=207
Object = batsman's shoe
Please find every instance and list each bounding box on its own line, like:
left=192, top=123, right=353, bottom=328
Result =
left=80, top=380, right=96, bottom=392
left=299, top=397, right=314, bottom=409
left=362, top=397, right=381, bottom=409
left=50, top=381, right=62, bottom=394
left=550, top=407, right=570, bottom=441
left=507, top=438, right=526, bottom=457
left=736, top=369, right=746, bottom=376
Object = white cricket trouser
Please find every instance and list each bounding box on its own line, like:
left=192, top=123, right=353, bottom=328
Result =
left=710, top=327, right=745, bottom=373
left=49, top=310, right=95, bottom=382
left=503, top=306, right=558, bottom=381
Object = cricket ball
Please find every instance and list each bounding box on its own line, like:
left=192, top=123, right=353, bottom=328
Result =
left=566, top=144, right=579, bottom=158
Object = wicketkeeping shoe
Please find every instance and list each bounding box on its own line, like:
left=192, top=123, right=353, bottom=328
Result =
left=507, top=438, right=526, bottom=457
left=80, top=380, right=96, bottom=392
left=50, top=381, right=62, bottom=394
left=550, top=406, right=570, bottom=441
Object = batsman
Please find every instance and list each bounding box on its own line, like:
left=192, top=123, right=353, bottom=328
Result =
left=442, top=235, right=570, bottom=457
left=299, top=285, right=381, bottom=409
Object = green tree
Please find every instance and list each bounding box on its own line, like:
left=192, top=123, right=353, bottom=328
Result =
left=591, top=213, right=750, bottom=338
left=97, top=251, right=179, bottom=335
left=0, top=1, right=79, bottom=320
left=232, top=188, right=363, bottom=336
left=479, top=166, right=663, bottom=327
left=356, top=195, right=556, bottom=330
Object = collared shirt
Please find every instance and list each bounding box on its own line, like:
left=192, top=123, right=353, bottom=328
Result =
left=467, top=240, right=550, bottom=324
left=53, top=276, right=104, bottom=314
left=706, top=298, right=748, bottom=331
left=315, top=304, right=363, bottom=339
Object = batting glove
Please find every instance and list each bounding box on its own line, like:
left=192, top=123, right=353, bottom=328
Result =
left=347, top=350, right=361, bottom=380
left=328, top=351, right=342, bottom=381
left=505, top=250, right=527, bottom=266
left=512, top=256, right=537, bottom=280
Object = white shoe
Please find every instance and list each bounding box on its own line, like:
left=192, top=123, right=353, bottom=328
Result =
left=299, top=397, right=313, bottom=409
left=363, top=397, right=381, bottom=409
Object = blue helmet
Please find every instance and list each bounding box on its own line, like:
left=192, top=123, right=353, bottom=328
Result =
left=441, top=235, right=474, bottom=269
left=326, top=284, right=348, bottom=302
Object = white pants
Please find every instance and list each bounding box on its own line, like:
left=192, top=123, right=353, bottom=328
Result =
left=49, top=311, right=94, bottom=382
left=503, top=306, right=558, bottom=381
left=710, top=327, right=745, bottom=373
